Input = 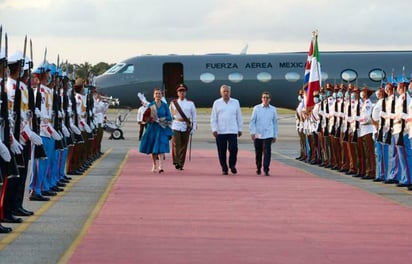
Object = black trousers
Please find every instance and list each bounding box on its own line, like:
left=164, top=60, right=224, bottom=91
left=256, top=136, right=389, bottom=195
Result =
left=215, top=134, right=238, bottom=172
left=14, top=142, right=31, bottom=210
left=254, top=138, right=273, bottom=173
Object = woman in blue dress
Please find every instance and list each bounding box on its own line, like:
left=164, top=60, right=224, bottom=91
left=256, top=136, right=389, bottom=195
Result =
left=139, top=88, right=173, bottom=173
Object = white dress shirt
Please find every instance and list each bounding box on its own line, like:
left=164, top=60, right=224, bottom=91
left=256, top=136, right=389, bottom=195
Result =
left=210, top=97, right=243, bottom=134
left=170, top=98, right=197, bottom=133
left=249, top=103, right=278, bottom=139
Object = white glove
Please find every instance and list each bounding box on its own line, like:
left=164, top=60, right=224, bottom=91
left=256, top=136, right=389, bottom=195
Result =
left=35, top=107, right=42, bottom=118
left=70, top=123, right=81, bottom=135
left=0, top=141, right=11, bottom=162
left=48, top=125, right=62, bottom=140
left=30, top=132, right=43, bottom=146
left=20, top=124, right=42, bottom=146
left=401, top=113, right=408, bottom=120
left=80, top=120, right=92, bottom=133
left=61, top=124, right=71, bottom=137
left=10, top=135, right=23, bottom=155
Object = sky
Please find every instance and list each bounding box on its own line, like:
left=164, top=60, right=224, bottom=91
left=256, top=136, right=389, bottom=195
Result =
left=1, top=0, right=411, bottom=65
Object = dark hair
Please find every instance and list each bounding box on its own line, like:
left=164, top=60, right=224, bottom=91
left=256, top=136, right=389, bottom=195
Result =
left=262, top=91, right=271, bottom=98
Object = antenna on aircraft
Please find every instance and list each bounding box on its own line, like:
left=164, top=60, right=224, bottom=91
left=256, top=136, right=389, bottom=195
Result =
left=240, top=44, right=248, bottom=55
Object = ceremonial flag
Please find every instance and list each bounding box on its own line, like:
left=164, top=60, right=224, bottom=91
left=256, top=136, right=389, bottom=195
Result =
left=306, top=32, right=321, bottom=109
left=303, top=38, right=313, bottom=92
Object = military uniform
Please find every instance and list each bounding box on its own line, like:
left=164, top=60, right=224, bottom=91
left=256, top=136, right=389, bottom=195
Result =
left=170, top=84, right=197, bottom=170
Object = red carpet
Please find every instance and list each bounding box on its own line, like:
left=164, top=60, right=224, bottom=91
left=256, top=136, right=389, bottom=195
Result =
left=69, top=149, right=412, bottom=264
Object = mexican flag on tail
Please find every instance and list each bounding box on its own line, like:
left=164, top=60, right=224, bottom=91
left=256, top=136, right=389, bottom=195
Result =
left=305, top=31, right=321, bottom=110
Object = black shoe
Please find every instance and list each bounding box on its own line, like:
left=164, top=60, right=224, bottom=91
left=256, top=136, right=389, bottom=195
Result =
left=0, top=224, right=12, bottom=233
left=29, top=194, right=50, bottom=201
left=68, top=170, right=82, bottom=175
left=51, top=186, right=64, bottom=192
left=230, top=167, right=237, bottom=174
left=256, top=169, right=261, bottom=175
left=222, top=171, right=228, bottom=175
left=408, top=186, right=412, bottom=191
left=64, top=176, right=72, bottom=180
left=158, top=169, right=164, bottom=173
left=361, top=176, right=374, bottom=180
left=42, top=190, right=57, bottom=196
left=60, top=178, right=70, bottom=183
left=352, top=174, right=363, bottom=178
left=295, top=156, right=302, bottom=160
left=12, top=208, right=34, bottom=217
left=384, top=179, right=398, bottom=184
left=397, top=183, right=409, bottom=187
left=264, top=171, right=270, bottom=176
left=2, top=215, right=23, bottom=223
left=373, top=178, right=383, bottom=182
left=57, top=181, right=67, bottom=187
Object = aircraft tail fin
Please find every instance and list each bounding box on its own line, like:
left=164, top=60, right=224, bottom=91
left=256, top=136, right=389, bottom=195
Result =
left=240, top=44, right=248, bottom=55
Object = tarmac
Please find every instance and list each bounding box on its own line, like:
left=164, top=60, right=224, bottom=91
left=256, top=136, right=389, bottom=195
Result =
left=0, top=109, right=411, bottom=264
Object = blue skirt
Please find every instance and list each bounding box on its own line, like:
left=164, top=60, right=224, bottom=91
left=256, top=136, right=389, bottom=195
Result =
left=139, top=122, right=172, bottom=154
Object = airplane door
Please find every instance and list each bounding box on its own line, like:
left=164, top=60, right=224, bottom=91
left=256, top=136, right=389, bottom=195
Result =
left=163, top=63, right=184, bottom=100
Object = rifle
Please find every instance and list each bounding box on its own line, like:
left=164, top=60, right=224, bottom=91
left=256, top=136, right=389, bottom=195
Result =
left=70, top=80, right=84, bottom=143
left=343, top=92, right=351, bottom=142
left=331, top=97, right=337, bottom=136
left=377, top=94, right=386, bottom=142
left=1, top=33, right=19, bottom=178
left=28, top=40, right=47, bottom=159
left=85, top=86, right=94, bottom=140
left=397, top=93, right=407, bottom=146
left=62, top=69, right=74, bottom=146
left=352, top=97, right=360, bottom=143
left=12, top=36, right=27, bottom=168
left=324, top=97, right=329, bottom=137
left=335, top=97, right=343, bottom=138
left=316, top=98, right=323, bottom=133
left=385, top=97, right=395, bottom=145
left=52, top=56, right=65, bottom=150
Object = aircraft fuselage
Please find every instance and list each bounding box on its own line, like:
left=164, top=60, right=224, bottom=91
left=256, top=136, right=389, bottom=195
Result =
left=95, top=51, right=412, bottom=109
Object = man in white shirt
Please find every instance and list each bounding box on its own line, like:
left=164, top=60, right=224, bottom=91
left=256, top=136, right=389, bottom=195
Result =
left=211, top=85, right=243, bottom=175
left=249, top=91, right=278, bottom=176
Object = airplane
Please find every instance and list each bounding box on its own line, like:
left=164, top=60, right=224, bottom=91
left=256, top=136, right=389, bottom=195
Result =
left=94, top=51, right=412, bottom=109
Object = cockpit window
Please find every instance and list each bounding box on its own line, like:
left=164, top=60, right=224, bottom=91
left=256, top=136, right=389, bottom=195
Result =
left=104, top=63, right=134, bottom=74
left=121, top=64, right=134, bottom=74
left=105, top=63, right=126, bottom=74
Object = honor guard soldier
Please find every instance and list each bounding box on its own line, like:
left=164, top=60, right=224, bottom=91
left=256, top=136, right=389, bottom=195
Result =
left=30, top=62, right=61, bottom=201
left=406, top=80, right=412, bottom=190
left=357, top=86, right=376, bottom=179
left=372, top=87, right=389, bottom=182
left=385, top=82, right=400, bottom=184
left=169, top=84, right=197, bottom=170
left=317, top=88, right=327, bottom=166
left=341, top=84, right=353, bottom=174
left=325, top=84, right=335, bottom=168
left=343, top=84, right=356, bottom=175
left=308, top=90, right=321, bottom=164
left=7, top=52, right=42, bottom=216
left=93, top=91, right=109, bottom=157
left=74, top=78, right=92, bottom=172
left=0, top=47, right=13, bottom=233
left=391, top=79, right=411, bottom=187
left=295, top=89, right=306, bottom=161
